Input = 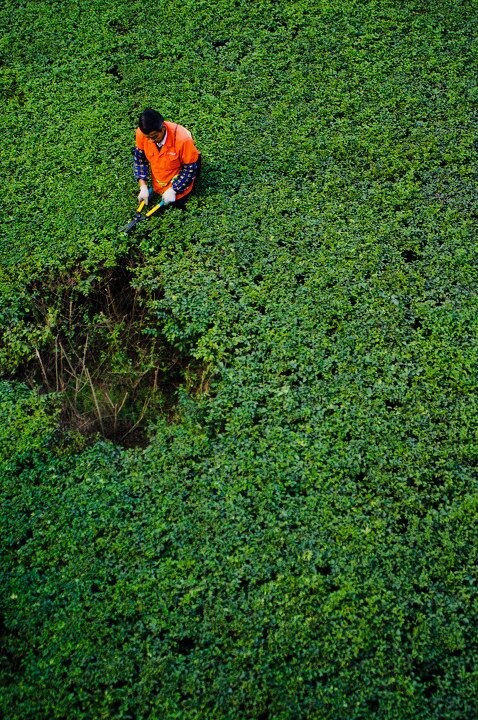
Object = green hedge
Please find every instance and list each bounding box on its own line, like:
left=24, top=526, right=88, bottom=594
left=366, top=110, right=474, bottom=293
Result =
left=1, top=1, right=478, bottom=718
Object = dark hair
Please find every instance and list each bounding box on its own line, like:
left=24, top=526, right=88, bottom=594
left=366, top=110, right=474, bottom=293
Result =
left=138, top=108, right=164, bottom=134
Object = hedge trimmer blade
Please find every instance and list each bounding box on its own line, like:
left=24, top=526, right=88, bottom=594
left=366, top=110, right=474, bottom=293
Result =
left=121, top=200, right=165, bottom=235
left=122, top=212, right=146, bottom=234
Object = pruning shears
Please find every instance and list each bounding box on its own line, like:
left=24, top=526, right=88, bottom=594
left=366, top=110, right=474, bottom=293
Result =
left=121, top=199, right=165, bottom=234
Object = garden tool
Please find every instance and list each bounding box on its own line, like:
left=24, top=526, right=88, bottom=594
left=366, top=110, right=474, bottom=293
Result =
left=122, top=199, right=165, bottom=234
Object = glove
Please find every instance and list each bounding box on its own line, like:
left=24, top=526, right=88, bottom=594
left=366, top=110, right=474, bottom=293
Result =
left=162, top=188, right=177, bottom=205
left=138, top=184, right=150, bottom=205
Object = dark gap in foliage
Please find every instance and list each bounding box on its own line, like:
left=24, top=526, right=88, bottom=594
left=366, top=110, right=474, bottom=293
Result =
left=449, top=648, right=463, bottom=657
left=239, top=577, right=250, bottom=593
left=13, top=262, right=209, bottom=448
left=423, top=683, right=438, bottom=698
left=415, top=663, right=444, bottom=698
left=106, top=617, right=121, bottom=628
left=108, top=20, right=128, bottom=35
left=107, top=65, right=122, bottom=81
left=228, top=289, right=242, bottom=302
left=8, top=527, right=33, bottom=551
left=112, top=679, right=129, bottom=690
left=402, top=248, right=419, bottom=263
left=0, top=616, right=23, bottom=675
left=396, top=516, right=409, bottom=533
left=175, top=637, right=196, bottom=656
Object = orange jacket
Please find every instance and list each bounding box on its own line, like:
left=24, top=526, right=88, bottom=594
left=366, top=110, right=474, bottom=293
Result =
left=135, top=121, right=200, bottom=199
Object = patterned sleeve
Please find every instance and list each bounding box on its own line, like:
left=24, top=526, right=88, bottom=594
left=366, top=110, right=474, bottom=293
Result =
left=171, top=160, right=200, bottom=193
left=133, top=147, right=149, bottom=181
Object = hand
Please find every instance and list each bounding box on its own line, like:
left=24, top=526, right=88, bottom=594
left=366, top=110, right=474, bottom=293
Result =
left=138, top=184, right=150, bottom=205
left=162, top=188, right=176, bottom=205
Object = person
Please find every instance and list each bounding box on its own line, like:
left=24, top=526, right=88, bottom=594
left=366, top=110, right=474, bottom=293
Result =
left=133, top=108, right=201, bottom=208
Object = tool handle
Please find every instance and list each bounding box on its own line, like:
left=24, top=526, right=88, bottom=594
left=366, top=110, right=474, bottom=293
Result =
left=145, top=200, right=165, bottom=217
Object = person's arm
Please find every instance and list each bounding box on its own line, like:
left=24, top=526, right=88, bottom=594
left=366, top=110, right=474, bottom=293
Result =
left=133, top=147, right=150, bottom=203
left=171, top=159, right=200, bottom=194
left=133, top=128, right=150, bottom=202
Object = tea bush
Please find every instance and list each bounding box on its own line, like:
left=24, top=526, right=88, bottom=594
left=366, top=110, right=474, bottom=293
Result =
left=1, top=0, right=478, bottom=718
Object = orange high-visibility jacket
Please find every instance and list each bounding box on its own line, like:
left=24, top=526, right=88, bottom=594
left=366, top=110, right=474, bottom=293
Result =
left=135, top=121, right=200, bottom=199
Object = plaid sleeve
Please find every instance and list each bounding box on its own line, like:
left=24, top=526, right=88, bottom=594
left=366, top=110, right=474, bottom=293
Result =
left=133, top=147, right=149, bottom=180
left=171, top=160, right=200, bottom=193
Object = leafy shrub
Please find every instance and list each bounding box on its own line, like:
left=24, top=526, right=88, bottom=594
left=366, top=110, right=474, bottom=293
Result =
left=1, top=1, right=478, bottom=719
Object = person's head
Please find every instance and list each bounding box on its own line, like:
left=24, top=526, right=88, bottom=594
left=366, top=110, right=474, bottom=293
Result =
left=139, top=108, right=164, bottom=137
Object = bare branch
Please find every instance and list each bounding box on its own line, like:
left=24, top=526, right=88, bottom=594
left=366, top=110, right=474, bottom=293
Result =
left=35, top=348, right=51, bottom=391
left=85, top=367, right=105, bottom=435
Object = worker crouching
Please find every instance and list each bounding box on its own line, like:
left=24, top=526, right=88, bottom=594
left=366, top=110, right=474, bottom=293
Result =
left=133, top=108, right=201, bottom=208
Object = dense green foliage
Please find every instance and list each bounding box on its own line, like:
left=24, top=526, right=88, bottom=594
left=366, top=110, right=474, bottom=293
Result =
left=1, top=0, right=478, bottom=717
